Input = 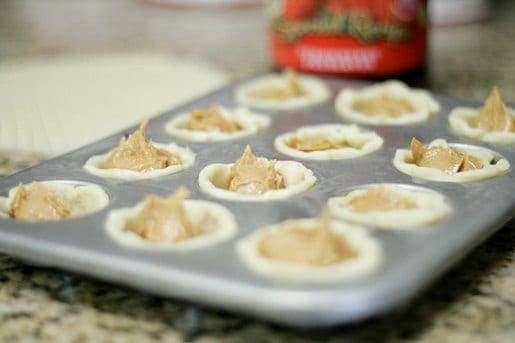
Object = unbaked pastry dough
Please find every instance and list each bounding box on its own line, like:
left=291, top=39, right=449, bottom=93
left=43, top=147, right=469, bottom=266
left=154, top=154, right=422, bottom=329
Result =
left=236, top=216, right=381, bottom=283
left=164, top=106, right=270, bottom=141
left=198, top=146, right=316, bottom=201
left=449, top=88, right=515, bottom=143
left=234, top=70, right=330, bottom=110
left=274, top=124, right=383, bottom=160
left=328, top=184, right=452, bottom=229
left=393, top=139, right=510, bottom=182
left=0, top=182, right=109, bottom=221
left=335, top=80, right=440, bottom=125
left=0, top=53, right=228, bottom=156
left=83, top=121, right=195, bottom=180
left=105, top=190, right=237, bottom=251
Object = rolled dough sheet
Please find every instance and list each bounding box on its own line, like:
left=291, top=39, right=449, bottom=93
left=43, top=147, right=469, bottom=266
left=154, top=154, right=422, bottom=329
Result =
left=0, top=53, right=229, bottom=157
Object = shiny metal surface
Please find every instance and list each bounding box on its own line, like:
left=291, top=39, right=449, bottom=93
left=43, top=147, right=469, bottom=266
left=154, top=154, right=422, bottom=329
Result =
left=0, top=76, right=513, bottom=327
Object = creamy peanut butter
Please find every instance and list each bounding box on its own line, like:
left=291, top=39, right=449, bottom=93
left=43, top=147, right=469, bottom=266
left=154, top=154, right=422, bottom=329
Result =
left=248, top=70, right=306, bottom=100
left=411, top=138, right=483, bottom=174
left=461, top=153, right=485, bottom=171
left=348, top=186, right=417, bottom=213
left=474, top=88, right=515, bottom=132
left=10, top=183, right=72, bottom=221
left=227, top=145, right=284, bottom=195
left=129, top=187, right=201, bottom=243
left=287, top=136, right=352, bottom=152
left=354, top=94, right=414, bottom=117
left=185, top=107, right=239, bottom=133
left=104, top=120, right=180, bottom=172
left=258, top=210, right=357, bottom=266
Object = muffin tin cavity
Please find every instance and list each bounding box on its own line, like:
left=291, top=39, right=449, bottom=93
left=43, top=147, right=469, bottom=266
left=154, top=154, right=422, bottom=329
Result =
left=197, top=160, right=317, bottom=202
left=105, top=198, right=237, bottom=251
left=234, top=71, right=331, bottom=110
left=164, top=106, right=270, bottom=142
left=393, top=140, right=510, bottom=183
left=0, top=180, right=109, bottom=221
left=335, top=80, right=440, bottom=125
left=274, top=124, right=383, bottom=160
left=236, top=217, right=382, bottom=283
left=83, top=142, right=195, bottom=180
left=327, top=183, right=453, bottom=230
left=449, top=106, right=515, bottom=143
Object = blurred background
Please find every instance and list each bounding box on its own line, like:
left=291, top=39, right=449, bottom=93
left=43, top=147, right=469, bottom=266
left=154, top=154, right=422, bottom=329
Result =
left=1, top=1, right=515, bottom=342
left=0, top=0, right=513, bottom=161
left=0, top=0, right=500, bottom=79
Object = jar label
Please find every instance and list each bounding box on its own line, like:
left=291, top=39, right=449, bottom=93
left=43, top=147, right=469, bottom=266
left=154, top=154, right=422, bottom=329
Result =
left=267, top=0, right=427, bottom=76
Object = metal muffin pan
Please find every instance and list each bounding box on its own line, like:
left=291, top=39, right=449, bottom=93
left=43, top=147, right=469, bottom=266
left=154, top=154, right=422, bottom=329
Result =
left=0, top=76, right=514, bottom=328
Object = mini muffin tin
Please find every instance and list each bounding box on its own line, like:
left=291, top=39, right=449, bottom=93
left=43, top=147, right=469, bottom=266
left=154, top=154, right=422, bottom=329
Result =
left=0, top=76, right=513, bottom=327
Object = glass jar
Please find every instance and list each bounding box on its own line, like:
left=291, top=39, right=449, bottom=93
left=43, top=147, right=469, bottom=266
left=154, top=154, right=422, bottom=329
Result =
left=266, top=0, right=427, bottom=76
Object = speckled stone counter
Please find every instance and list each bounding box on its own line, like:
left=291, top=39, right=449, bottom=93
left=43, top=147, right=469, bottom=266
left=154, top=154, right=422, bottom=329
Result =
left=1, top=1, right=515, bottom=342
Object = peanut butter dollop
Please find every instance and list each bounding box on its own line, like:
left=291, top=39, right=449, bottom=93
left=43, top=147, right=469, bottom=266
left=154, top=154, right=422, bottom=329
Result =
left=129, top=187, right=201, bottom=243
left=287, top=135, right=352, bottom=152
left=227, top=145, right=284, bottom=195
left=185, top=107, right=239, bottom=132
left=348, top=186, right=417, bottom=213
left=10, top=183, right=72, bottom=221
left=104, top=120, right=180, bottom=172
left=258, top=210, right=357, bottom=266
left=410, top=138, right=484, bottom=174
left=474, top=88, right=515, bottom=132
left=249, top=70, right=306, bottom=100
left=354, top=94, right=414, bottom=117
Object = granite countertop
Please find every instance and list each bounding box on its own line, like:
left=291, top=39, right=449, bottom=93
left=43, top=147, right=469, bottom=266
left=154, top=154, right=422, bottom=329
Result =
left=1, top=1, right=515, bottom=342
